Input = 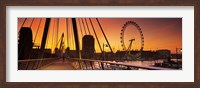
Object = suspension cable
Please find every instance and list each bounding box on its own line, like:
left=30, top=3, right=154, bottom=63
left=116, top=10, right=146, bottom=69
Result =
left=78, top=18, right=83, bottom=37
left=51, top=19, right=56, bottom=50
left=33, top=18, right=42, bottom=43
left=89, top=18, right=103, bottom=53
left=96, top=18, right=113, bottom=53
left=66, top=18, right=69, bottom=47
left=55, top=35, right=62, bottom=48
left=29, top=18, right=35, bottom=28
left=85, top=18, right=91, bottom=35
left=71, top=21, right=75, bottom=50
left=68, top=19, right=71, bottom=49
left=21, top=18, right=27, bottom=28
left=29, top=18, right=37, bottom=58
left=56, top=18, right=59, bottom=48
left=81, top=18, right=87, bottom=35
left=18, top=18, right=27, bottom=32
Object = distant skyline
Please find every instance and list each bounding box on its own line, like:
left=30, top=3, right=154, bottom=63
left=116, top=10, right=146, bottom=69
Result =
left=18, top=18, right=182, bottom=54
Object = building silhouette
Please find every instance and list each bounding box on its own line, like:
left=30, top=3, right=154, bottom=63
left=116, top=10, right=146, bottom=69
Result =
left=18, top=27, right=33, bottom=60
left=82, top=35, right=95, bottom=59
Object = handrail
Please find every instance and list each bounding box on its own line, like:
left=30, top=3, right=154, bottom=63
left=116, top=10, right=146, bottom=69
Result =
left=18, top=58, right=56, bottom=62
left=18, top=58, right=57, bottom=70
left=18, top=58, right=175, bottom=70
left=70, top=58, right=175, bottom=70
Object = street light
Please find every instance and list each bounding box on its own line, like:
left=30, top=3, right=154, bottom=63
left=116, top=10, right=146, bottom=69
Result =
left=103, top=43, right=108, bottom=60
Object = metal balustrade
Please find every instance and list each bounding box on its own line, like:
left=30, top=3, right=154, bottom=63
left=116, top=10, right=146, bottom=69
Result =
left=18, top=58, right=175, bottom=70
left=18, top=58, right=57, bottom=70
left=69, top=58, right=175, bottom=70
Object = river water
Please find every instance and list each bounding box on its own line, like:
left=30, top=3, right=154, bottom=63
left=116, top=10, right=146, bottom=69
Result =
left=114, top=58, right=182, bottom=67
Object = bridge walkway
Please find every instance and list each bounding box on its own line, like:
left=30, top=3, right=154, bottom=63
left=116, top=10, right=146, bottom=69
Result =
left=38, top=59, right=75, bottom=70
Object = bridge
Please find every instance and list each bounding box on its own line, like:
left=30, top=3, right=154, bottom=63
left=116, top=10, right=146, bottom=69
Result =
left=18, top=18, right=179, bottom=70
left=18, top=58, right=174, bottom=70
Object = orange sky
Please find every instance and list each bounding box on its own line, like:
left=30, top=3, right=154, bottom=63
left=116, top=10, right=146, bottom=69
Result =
left=18, top=18, right=182, bottom=54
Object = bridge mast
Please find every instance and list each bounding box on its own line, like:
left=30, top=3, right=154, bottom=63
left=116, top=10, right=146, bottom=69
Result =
left=40, top=18, right=51, bottom=58
left=72, top=18, right=80, bottom=57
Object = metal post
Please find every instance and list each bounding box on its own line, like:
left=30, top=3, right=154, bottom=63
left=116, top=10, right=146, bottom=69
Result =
left=101, top=62, right=104, bottom=70
left=176, top=48, right=178, bottom=69
left=127, top=66, right=131, bottom=70
left=98, top=62, right=101, bottom=70
left=40, top=18, right=51, bottom=58
left=90, top=61, right=93, bottom=70
left=72, top=18, right=80, bottom=57
left=84, top=61, right=88, bottom=69
left=72, top=18, right=82, bottom=69
left=25, top=62, right=30, bottom=70
left=78, top=60, right=82, bottom=69
left=103, top=43, right=105, bottom=60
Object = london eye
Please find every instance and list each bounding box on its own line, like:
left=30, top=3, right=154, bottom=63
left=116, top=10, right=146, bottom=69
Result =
left=120, top=21, right=144, bottom=60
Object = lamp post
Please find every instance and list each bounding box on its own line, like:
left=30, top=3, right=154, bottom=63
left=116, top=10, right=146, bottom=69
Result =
left=176, top=48, right=182, bottom=69
left=103, top=43, right=108, bottom=60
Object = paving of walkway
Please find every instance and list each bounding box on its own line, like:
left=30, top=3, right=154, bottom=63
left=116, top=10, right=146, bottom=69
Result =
left=38, top=59, right=75, bottom=70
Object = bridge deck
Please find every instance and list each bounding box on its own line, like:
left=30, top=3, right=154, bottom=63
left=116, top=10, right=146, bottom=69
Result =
left=38, top=59, right=75, bottom=70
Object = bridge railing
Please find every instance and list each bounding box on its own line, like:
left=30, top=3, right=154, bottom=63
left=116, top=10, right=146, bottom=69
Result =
left=18, top=58, right=57, bottom=70
left=69, top=58, right=175, bottom=70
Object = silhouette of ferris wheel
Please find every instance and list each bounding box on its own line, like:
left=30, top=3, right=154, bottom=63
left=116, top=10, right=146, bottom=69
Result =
left=120, top=21, right=144, bottom=59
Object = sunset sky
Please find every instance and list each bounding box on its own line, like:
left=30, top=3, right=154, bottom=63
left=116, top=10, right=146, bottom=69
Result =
left=18, top=18, right=182, bottom=54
